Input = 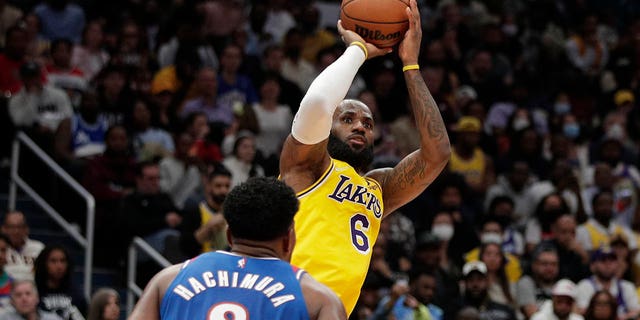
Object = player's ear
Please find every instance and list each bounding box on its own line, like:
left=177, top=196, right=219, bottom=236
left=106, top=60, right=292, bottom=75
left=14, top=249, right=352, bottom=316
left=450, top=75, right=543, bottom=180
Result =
left=226, top=228, right=233, bottom=246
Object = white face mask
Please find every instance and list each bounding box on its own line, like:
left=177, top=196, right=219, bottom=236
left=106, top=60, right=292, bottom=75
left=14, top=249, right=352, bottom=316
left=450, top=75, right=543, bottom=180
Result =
left=431, top=224, right=454, bottom=241
left=512, top=117, right=530, bottom=131
left=481, top=232, right=503, bottom=245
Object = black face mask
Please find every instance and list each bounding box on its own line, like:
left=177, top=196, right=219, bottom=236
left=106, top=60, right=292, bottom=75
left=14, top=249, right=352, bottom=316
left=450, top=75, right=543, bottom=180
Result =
left=211, top=193, right=226, bottom=204
left=285, top=47, right=301, bottom=60
left=327, top=134, right=373, bottom=173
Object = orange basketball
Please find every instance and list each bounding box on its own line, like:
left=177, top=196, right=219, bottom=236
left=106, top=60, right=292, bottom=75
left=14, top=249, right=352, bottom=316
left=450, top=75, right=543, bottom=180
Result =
left=340, top=0, right=410, bottom=48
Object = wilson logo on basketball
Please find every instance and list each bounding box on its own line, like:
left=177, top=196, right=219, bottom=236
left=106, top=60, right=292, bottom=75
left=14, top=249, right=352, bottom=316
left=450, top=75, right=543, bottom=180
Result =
left=354, top=24, right=403, bottom=42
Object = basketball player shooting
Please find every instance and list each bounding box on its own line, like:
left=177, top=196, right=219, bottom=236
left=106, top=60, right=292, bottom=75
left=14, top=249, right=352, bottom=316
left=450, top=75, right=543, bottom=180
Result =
left=280, top=0, right=451, bottom=316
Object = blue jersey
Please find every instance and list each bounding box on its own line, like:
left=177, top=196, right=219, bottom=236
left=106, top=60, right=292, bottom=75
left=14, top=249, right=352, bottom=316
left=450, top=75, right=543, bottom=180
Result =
left=160, top=251, right=310, bottom=320
left=70, top=114, right=108, bottom=157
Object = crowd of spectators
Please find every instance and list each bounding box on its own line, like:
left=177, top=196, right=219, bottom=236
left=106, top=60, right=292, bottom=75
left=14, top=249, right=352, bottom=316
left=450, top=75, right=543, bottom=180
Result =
left=4, top=0, right=640, bottom=319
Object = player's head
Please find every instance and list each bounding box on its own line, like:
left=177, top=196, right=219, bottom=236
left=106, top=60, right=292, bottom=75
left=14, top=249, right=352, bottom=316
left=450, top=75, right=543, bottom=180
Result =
left=329, top=99, right=375, bottom=172
left=223, top=177, right=299, bottom=254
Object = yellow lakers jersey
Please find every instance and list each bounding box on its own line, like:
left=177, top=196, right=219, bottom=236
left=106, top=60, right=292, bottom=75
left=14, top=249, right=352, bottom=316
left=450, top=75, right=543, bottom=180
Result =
left=199, top=203, right=228, bottom=253
left=291, top=158, right=384, bottom=315
left=449, top=148, right=485, bottom=186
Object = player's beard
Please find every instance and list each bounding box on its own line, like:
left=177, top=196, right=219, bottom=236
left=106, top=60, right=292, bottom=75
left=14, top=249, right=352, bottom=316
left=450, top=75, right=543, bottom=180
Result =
left=327, top=134, right=373, bottom=173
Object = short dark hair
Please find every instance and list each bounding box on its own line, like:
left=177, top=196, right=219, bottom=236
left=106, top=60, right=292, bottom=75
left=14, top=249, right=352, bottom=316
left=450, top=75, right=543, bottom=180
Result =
left=135, top=159, right=159, bottom=177
left=207, top=163, right=232, bottom=181
left=50, top=38, right=73, bottom=54
left=223, top=177, right=298, bottom=241
left=591, top=189, right=613, bottom=207
left=488, top=195, right=515, bottom=215
left=531, top=244, right=558, bottom=262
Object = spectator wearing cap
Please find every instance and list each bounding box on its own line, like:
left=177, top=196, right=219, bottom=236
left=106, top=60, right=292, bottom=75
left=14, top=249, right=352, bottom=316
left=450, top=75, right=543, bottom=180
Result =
left=613, top=90, right=635, bottom=116
left=530, top=279, right=584, bottom=320
left=452, top=261, right=516, bottom=320
left=516, top=245, right=560, bottom=318
left=575, top=246, right=640, bottom=319
left=448, top=116, right=495, bottom=197
left=8, top=61, right=73, bottom=136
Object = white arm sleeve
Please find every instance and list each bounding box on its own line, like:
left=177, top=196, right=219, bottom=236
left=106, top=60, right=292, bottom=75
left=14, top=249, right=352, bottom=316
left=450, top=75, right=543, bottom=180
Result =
left=291, top=45, right=366, bottom=145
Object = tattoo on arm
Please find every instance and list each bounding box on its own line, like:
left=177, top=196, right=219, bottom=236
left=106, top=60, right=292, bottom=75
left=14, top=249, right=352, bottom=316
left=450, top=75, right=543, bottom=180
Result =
left=387, top=156, right=427, bottom=190
left=405, top=71, right=446, bottom=140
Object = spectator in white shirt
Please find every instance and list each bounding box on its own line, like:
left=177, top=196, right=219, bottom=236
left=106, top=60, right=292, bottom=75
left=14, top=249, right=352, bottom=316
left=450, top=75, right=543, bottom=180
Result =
left=0, top=211, right=44, bottom=281
left=531, top=279, right=584, bottom=320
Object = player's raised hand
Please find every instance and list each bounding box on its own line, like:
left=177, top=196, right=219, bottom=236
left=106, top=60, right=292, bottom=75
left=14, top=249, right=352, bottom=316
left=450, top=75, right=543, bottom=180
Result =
left=398, top=0, right=421, bottom=66
left=337, top=20, right=392, bottom=59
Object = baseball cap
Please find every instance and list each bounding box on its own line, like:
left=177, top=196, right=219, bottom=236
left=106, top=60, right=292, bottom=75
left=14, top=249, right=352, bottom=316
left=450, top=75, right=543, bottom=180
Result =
left=551, top=279, right=577, bottom=299
left=462, top=261, right=487, bottom=277
left=456, top=116, right=481, bottom=133
left=455, top=85, right=478, bottom=101
left=614, top=90, right=634, bottom=106
left=610, top=233, right=629, bottom=247
left=416, top=232, right=441, bottom=250
left=590, top=246, right=617, bottom=263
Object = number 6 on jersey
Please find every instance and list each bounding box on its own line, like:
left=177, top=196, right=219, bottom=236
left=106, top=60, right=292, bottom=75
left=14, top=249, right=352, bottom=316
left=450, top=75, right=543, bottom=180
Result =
left=350, top=214, right=370, bottom=253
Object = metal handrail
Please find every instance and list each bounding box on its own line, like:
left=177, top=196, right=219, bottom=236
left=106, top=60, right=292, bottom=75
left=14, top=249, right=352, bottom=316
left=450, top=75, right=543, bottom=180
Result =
left=126, top=237, right=172, bottom=315
left=8, top=132, right=95, bottom=300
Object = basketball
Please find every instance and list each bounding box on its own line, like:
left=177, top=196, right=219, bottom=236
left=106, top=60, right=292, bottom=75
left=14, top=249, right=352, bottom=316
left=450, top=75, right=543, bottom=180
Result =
left=340, top=0, right=410, bottom=48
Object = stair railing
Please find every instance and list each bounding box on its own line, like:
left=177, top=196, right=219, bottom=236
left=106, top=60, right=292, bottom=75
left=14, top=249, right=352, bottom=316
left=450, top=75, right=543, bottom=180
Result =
left=8, top=132, right=95, bottom=300
left=125, top=237, right=171, bottom=315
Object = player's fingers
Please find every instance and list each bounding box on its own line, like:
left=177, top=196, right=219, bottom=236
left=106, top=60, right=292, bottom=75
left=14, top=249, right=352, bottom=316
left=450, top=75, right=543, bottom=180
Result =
left=411, top=0, right=421, bottom=28
left=337, top=20, right=345, bottom=34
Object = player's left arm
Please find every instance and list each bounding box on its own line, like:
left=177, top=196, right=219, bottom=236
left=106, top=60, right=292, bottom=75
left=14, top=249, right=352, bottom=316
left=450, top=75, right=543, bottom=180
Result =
left=366, top=0, right=451, bottom=217
left=128, top=264, right=181, bottom=320
left=300, top=273, right=347, bottom=320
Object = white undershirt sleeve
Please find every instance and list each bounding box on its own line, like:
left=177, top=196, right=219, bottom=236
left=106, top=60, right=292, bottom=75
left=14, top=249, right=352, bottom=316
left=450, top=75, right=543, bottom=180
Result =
left=290, top=45, right=366, bottom=145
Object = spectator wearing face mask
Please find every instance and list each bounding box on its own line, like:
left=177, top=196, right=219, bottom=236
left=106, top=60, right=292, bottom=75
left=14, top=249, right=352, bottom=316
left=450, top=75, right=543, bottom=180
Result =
left=465, top=216, right=522, bottom=285
left=429, top=210, right=462, bottom=278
